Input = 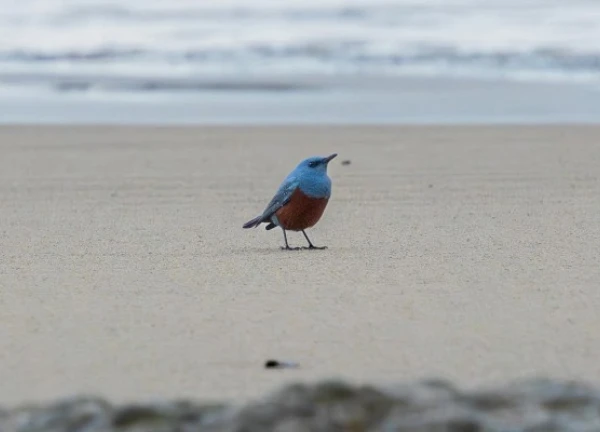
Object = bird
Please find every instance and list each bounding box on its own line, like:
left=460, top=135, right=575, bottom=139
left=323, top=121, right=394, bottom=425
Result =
left=243, top=153, right=337, bottom=250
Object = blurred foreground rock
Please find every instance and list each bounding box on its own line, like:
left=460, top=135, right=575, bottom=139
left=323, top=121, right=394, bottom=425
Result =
left=2, top=378, right=600, bottom=432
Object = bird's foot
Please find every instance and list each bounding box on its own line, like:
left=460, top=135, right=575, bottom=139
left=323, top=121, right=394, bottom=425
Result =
left=303, top=245, right=328, bottom=250
left=280, top=246, right=301, bottom=251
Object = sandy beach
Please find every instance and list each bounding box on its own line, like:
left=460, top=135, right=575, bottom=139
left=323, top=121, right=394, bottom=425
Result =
left=1, top=125, right=600, bottom=407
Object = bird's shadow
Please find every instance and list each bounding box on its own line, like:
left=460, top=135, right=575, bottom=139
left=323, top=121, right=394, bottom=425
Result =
left=232, top=246, right=330, bottom=256
left=280, top=246, right=328, bottom=252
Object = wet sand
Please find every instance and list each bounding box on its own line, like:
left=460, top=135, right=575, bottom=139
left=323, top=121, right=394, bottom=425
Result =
left=1, top=125, right=599, bottom=406
left=3, top=75, right=600, bottom=125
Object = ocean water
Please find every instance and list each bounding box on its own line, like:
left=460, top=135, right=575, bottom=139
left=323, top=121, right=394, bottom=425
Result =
left=1, top=0, right=600, bottom=123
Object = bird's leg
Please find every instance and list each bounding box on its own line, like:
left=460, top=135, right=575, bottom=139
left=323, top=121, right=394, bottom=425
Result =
left=301, top=230, right=327, bottom=250
left=280, top=229, right=300, bottom=251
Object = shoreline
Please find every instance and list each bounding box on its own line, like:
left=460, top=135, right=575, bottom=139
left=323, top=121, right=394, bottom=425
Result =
left=2, top=74, right=600, bottom=125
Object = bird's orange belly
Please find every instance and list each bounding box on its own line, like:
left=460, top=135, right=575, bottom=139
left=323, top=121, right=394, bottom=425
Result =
left=275, top=188, right=329, bottom=231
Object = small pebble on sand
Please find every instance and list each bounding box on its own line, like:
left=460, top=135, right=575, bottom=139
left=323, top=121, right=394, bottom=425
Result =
left=264, top=359, right=300, bottom=369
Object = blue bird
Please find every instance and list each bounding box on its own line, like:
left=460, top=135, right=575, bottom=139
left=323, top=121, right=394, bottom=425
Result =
left=243, top=153, right=337, bottom=250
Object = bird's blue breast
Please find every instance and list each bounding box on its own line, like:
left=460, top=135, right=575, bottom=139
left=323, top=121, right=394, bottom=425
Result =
left=295, top=170, right=332, bottom=199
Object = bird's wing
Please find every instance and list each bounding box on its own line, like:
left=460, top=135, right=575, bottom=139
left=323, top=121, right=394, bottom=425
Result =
left=259, top=175, right=299, bottom=220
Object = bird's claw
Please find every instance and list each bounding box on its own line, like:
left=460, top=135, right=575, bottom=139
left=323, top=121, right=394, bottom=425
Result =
left=280, top=246, right=301, bottom=251
left=304, top=245, right=328, bottom=250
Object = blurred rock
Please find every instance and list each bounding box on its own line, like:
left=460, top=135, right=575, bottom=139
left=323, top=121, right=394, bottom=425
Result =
left=5, top=397, right=111, bottom=432
left=2, top=378, right=600, bottom=432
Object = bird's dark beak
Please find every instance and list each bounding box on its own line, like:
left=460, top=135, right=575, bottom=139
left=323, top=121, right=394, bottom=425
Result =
left=323, top=153, right=338, bottom=164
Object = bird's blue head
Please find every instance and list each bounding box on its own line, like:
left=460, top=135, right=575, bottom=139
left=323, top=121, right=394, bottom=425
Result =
left=290, top=153, right=337, bottom=198
left=295, top=153, right=337, bottom=175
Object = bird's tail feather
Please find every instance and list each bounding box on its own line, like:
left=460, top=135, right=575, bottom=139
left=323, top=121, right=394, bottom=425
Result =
left=242, top=215, right=263, bottom=229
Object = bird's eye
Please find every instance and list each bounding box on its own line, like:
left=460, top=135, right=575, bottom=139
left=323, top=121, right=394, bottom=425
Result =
left=309, top=161, right=318, bottom=168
